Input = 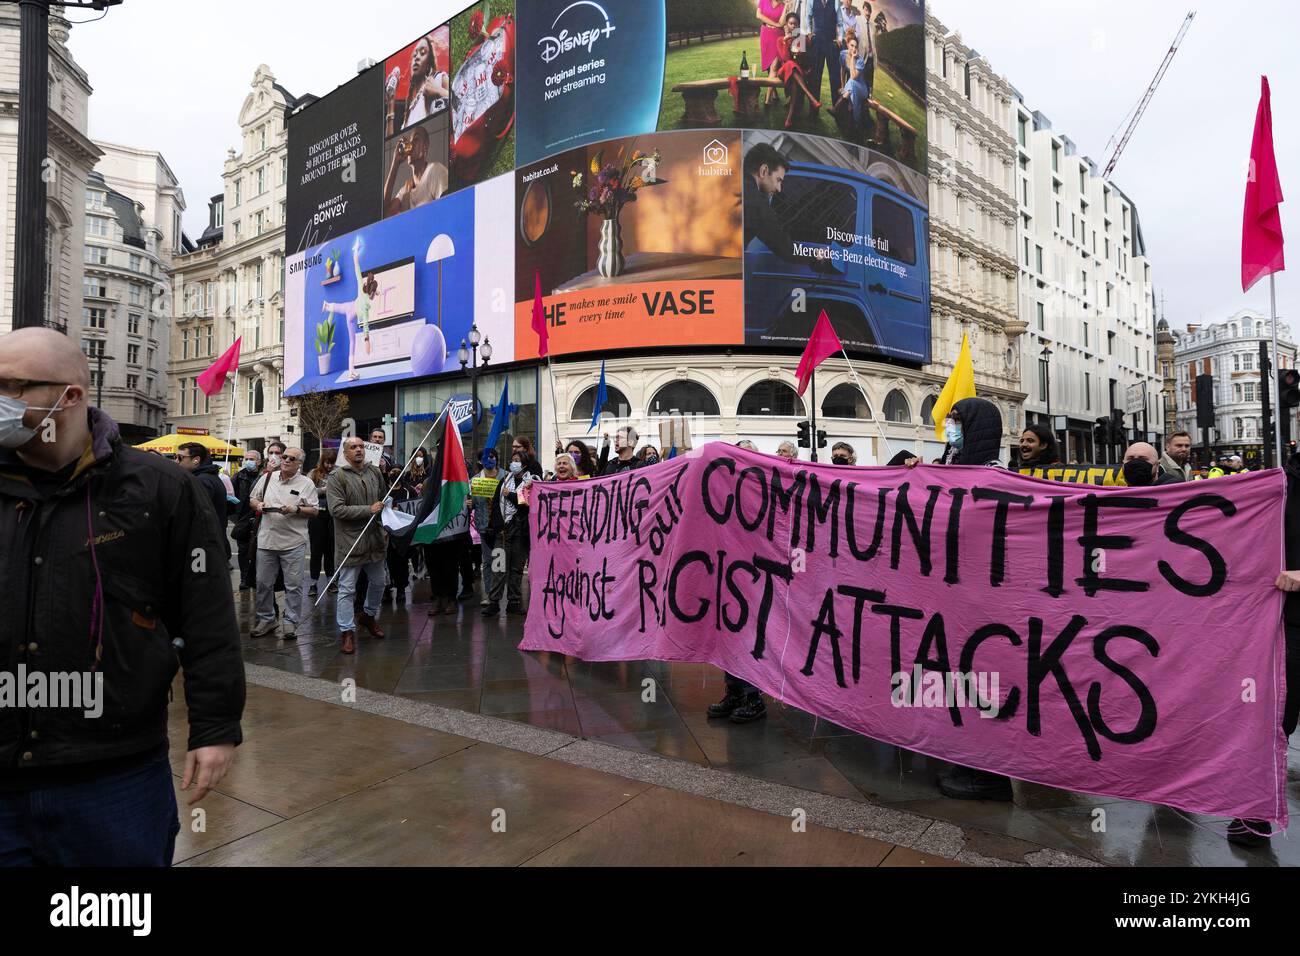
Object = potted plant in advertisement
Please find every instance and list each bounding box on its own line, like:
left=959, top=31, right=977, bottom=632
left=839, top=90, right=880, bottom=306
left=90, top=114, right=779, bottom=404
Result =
left=315, top=314, right=336, bottom=375
left=322, top=248, right=343, bottom=284
left=572, top=146, right=661, bottom=279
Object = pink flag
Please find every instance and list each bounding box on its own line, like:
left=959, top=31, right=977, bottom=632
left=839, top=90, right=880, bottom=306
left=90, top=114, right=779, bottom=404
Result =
left=531, top=270, right=549, bottom=358
left=795, top=310, right=843, bottom=396
left=197, top=337, right=241, bottom=397
left=1242, top=76, right=1285, bottom=292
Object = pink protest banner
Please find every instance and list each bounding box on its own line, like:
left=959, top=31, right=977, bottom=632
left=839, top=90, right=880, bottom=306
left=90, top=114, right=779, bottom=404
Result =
left=520, top=443, right=1290, bottom=824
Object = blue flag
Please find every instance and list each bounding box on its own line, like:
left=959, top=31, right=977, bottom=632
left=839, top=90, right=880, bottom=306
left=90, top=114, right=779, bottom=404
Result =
left=588, top=359, right=608, bottom=434
left=484, top=379, right=518, bottom=455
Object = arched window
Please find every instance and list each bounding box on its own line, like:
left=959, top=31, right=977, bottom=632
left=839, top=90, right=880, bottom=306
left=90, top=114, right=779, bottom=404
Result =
left=822, top=383, right=871, bottom=419
left=884, top=389, right=911, bottom=423
left=738, top=380, right=804, bottom=417
left=919, top=395, right=938, bottom=425
left=247, top=377, right=264, bottom=415
left=649, top=381, right=719, bottom=416
left=570, top=383, right=631, bottom=422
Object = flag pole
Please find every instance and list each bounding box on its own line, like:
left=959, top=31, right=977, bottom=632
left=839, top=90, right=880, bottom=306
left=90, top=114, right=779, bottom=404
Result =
left=222, top=371, right=237, bottom=476
left=314, top=406, right=448, bottom=606
left=547, top=355, right=561, bottom=454
left=1271, top=274, right=1284, bottom=468
left=839, top=348, right=894, bottom=461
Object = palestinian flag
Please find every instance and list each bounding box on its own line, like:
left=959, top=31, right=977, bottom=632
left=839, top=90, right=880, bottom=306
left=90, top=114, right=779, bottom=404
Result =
left=385, top=412, right=469, bottom=549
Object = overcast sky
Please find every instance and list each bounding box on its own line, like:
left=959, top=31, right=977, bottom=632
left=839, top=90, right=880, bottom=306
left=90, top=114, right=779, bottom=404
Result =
left=68, top=0, right=1298, bottom=333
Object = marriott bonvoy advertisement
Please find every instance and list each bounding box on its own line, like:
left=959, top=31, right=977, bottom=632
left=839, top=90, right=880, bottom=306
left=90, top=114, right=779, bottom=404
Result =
left=284, top=0, right=929, bottom=391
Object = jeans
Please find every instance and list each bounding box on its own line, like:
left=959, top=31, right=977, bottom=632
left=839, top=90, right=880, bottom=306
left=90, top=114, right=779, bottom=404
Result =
left=337, top=557, right=386, bottom=633
left=0, top=751, right=179, bottom=866
left=255, top=542, right=307, bottom=626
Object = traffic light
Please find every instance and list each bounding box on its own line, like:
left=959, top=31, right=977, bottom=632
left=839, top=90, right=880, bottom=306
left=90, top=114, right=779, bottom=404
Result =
left=797, top=419, right=811, bottom=448
left=1110, top=407, right=1125, bottom=443
left=816, top=429, right=828, bottom=449
left=1278, top=369, right=1300, bottom=409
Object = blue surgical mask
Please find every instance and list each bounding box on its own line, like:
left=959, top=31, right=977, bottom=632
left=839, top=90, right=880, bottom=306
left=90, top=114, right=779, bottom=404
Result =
left=509, top=461, right=522, bottom=474
left=243, top=459, right=257, bottom=471
left=0, top=386, right=70, bottom=449
left=944, top=420, right=963, bottom=448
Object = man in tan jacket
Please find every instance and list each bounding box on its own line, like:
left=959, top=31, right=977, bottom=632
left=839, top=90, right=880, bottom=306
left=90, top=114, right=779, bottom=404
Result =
left=326, top=436, right=389, bottom=654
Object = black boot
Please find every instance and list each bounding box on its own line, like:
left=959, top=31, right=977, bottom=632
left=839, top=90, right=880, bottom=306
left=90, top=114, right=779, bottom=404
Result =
left=707, top=690, right=745, bottom=718
left=937, top=765, right=1013, bottom=801
left=729, top=693, right=767, bottom=723
left=1227, top=818, right=1272, bottom=848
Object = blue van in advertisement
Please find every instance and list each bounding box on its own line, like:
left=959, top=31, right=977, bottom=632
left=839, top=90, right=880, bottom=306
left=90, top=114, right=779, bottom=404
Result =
left=744, top=163, right=930, bottom=365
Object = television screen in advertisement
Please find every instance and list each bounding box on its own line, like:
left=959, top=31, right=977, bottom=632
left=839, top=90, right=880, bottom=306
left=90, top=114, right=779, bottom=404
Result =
left=658, top=0, right=927, bottom=177
left=742, top=129, right=930, bottom=363
left=514, top=0, right=667, bottom=167
left=449, top=0, right=517, bottom=193
left=285, top=66, right=384, bottom=255
left=513, top=128, right=743, bottom=360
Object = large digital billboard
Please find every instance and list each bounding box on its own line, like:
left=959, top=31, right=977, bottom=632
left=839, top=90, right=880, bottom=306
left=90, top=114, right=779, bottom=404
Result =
left=283, top=0, right=930, bottom=392
left=514, top=0, right=666, bottom=166
left=284, top=174, right=515, bottom=397
left=285, top=67, right=384, bottom=254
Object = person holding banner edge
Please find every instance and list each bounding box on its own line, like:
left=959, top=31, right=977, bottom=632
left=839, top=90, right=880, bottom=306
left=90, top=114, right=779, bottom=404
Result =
left=907, top=396, right=1015, bottom=800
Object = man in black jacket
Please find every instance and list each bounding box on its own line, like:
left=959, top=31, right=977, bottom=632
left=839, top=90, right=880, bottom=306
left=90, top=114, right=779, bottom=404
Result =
left=176, top=441, right=231, bottom=558
left=0, top=328, right=244, bottom=866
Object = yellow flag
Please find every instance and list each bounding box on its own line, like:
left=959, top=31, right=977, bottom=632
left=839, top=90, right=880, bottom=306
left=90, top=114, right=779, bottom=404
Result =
left=931, top=333, right=976, bottom=439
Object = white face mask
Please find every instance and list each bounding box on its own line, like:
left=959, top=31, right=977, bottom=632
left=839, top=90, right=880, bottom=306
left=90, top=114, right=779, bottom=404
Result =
left=267, top=453, right=282, bottom=469
left=509, top=461, right=522, bottom=474
left=414, top=457, right=425, bottom=467
left=0, top=386, right=71, bottom=449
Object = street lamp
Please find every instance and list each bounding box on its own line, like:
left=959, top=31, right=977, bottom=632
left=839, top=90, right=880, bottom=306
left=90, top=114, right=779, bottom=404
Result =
left=1039, top=343, right=1053, bottom=422
left=458, top=323, right=491, bottom=454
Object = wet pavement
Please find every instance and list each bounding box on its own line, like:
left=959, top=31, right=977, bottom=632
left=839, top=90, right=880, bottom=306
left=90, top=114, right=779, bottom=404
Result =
left=224, top=567, right=1299, bottom=867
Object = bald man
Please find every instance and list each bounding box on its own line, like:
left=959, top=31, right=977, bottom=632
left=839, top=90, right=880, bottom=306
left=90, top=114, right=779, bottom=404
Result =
left=0, top=327, right=244, bottom=866
left=1121, top=442, right=1180, bottom=487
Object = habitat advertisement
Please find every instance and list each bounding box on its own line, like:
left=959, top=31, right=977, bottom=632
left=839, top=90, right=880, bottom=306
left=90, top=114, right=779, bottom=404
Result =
left=513, top=129, right=744, bottom=359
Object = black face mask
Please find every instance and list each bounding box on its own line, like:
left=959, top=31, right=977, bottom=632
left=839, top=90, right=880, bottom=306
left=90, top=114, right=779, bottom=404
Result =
left=1122, top=459, right=1155, bottom=486
left=832, top=456, right=850, bottom=465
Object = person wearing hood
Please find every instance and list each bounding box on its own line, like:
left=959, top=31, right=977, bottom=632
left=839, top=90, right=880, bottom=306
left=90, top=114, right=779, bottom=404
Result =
left=0, top=328, right=244, bottom=864
left=1159, top=431, right=1193, bottom=482
left=1121, top=443, right=1180, bottom=486
left=908, top=397, right=1014, bottom=801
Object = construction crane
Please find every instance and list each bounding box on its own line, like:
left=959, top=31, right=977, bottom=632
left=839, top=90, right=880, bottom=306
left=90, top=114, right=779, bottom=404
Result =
left=1103, top=11, right=1196, bottom=179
